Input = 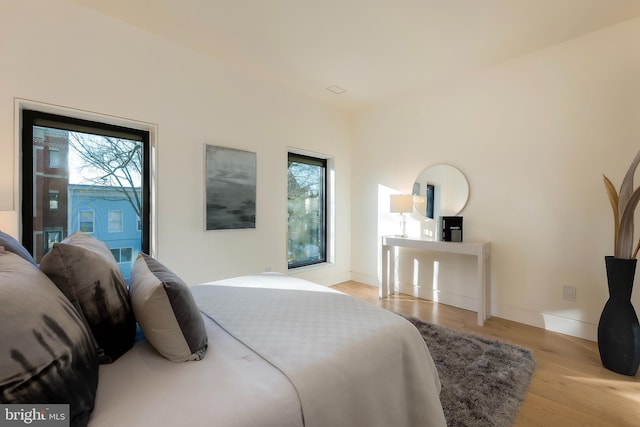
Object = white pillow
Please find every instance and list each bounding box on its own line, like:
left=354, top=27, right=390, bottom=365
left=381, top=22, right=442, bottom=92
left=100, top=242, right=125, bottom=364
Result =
left=129, top=253, right=208, bottom=362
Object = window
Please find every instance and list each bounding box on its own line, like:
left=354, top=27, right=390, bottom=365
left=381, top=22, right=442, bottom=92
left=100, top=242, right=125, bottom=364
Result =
left=21, top=110, right=150, bottom=267
left=121, top=247, right=132, bottom=262
left=44, top=230, right=63, bottom=254
left=48, top=190, right=59, bottom=210
left=78, top=211, right=94, bottom=233
left=287, top=152, right=327, bottom=268
left=108, top=210, right=123, bottom=233
left=49, top=148, right=60, bottom=168
left=120, top=248, right=133, bottom=262
left=110, top=247, right=133, bottom=264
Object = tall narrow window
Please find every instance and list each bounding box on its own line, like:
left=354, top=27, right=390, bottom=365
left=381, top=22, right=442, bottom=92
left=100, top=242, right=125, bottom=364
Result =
left=49, top=148, right=60, bottom=168
left=22, top=110, right=150, bottom=281
left=287, top=152, right=327, bottom=268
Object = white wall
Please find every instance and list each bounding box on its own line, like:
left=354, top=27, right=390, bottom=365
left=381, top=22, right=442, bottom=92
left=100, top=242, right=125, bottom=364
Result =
left=351, top=18, right=640, bottom=340
left=0, top=0, right=352, bottom=286
left=3, top=1, right=640, bottom=342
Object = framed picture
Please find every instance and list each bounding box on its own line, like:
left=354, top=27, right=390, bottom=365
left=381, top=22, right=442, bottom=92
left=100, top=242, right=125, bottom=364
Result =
left=205, top=144, right=256, bottom=230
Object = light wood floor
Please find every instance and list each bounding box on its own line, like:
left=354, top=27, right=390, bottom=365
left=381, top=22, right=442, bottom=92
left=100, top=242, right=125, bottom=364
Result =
left=332, top=281, right=640, bottom=427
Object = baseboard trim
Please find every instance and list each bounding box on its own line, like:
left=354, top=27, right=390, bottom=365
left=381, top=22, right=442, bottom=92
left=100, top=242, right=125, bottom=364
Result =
left=289, top=265, right=350, bottom=287
left=348, top=272, right=598, bottom=341
left=397, top=283, right=477, bottom=312
left=490, top=303, right=597, bottom=342
left=349, top=271, right=379, bottom=287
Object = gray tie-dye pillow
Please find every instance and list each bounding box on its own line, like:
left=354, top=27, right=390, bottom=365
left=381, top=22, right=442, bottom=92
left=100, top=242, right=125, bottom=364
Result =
left=130, top=253, right=208, bottom=362
left=39, top=232, right=136, bottom=363
left=0, top=249, right=99, bottom=427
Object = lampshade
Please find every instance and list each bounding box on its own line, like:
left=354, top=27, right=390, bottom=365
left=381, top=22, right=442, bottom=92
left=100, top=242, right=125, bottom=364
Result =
left=389, top=194, right=413, bottom=214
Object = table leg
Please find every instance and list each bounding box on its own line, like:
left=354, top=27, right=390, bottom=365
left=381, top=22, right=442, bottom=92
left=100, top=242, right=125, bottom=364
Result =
left=389, top=245, right=396, bottom=295
left=380, top=243, right=398, bottom=298
left=476, top=247, right=491, bottom=326
left=380, top=243, right=389, bottom=298
left=477, top=249, right=484, bottom=326
left=484, top=251, right=492, bottom=322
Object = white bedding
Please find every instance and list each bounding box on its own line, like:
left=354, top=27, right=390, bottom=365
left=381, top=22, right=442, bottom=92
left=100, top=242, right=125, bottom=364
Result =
left=193, top=274, right=447, bottom=427
left=89, top=315, right=303, bottom=427
left=89, top=274, right=446, bottom=427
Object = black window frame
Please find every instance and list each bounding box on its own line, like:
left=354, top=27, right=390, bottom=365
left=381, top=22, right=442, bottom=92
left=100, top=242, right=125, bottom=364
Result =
left=21, top=109, right=151, bottom=257
left=287, top=152, right=328, bottom=269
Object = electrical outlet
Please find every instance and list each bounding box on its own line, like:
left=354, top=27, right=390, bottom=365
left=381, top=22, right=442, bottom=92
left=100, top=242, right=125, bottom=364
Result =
left=563, top=285, right=577, bottom=302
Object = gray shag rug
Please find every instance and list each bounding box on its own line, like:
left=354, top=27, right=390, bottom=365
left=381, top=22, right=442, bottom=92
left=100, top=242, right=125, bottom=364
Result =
left=400, top=314, right=536, bottom=427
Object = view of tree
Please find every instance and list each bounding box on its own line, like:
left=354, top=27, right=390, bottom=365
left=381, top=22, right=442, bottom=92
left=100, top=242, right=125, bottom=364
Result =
left=288, top=161, right=320, bottom=199
left=68, top=132, right=143, bottom=217
left=287, top=158, right=324, bottom=266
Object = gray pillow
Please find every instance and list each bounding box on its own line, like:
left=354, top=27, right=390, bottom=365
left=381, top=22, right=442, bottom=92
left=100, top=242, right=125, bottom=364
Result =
left=0, top=230, right=36, bottom=265
left=0, top=249, right=98, bottom=427
left=130, top=253, right=208, bottom=362
left=39, top=232, right=136, bottom=363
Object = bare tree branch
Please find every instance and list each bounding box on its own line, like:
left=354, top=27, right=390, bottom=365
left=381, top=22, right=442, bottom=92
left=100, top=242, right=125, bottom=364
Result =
left=68, top=132, right=143, bottom=217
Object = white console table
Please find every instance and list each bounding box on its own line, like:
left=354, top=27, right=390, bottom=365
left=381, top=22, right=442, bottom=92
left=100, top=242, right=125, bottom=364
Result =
left=380, top=236, right=491, bottom=326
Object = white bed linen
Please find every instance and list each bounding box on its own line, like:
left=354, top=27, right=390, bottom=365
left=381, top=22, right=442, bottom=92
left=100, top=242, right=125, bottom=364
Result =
left=88, top=314, right=303, bottom=427
left=193, top=274, right=447, bottom=427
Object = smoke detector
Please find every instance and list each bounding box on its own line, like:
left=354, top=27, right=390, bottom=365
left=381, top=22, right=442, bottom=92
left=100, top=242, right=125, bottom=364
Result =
left=326, top=85, right=346, bottom=95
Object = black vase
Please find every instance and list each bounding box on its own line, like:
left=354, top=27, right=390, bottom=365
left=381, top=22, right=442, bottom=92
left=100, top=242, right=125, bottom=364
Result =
left=597, top=256, right=640, bottom=376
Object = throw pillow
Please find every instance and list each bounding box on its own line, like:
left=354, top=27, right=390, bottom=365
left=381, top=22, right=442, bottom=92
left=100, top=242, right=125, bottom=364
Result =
left=39, top=232, right=136, bottom=363
left=0, top=230, right=36, bottom=265
left=0, top=249, right=99, bottom=427
left=130, top=253, right=208, bottom=362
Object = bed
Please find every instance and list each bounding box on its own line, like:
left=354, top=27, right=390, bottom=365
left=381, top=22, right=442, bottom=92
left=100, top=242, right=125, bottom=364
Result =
left=0, top=232, right=446, bottom=427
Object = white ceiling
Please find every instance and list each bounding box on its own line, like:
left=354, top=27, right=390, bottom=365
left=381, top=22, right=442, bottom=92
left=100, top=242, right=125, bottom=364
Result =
left=72, top=0, right=640, bottom=110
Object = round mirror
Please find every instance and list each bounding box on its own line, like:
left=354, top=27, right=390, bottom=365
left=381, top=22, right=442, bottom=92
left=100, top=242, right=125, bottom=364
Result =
left=412, top=164, right=469, bottom=218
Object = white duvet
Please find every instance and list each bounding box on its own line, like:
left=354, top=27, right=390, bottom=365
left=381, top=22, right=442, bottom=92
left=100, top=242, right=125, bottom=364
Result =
left=89, top=313, right=302, bottom=427
left=89, top=274, right=446, bottom=427
left=192, top=274, right=446, bottom=427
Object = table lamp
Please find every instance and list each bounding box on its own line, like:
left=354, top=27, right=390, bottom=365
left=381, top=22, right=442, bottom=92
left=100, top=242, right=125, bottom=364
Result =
left=389, top=194, right=413, bottom=238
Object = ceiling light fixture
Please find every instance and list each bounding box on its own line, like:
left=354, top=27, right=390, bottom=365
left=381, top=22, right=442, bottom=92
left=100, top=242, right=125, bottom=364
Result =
left=326, top=85, right=346, bottom=95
